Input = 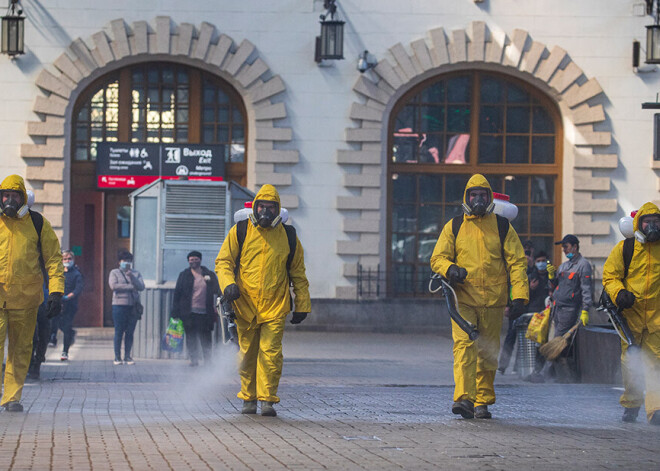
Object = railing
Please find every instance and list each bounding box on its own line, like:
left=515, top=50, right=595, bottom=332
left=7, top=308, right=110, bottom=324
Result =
left=356, top=264, right=385, bottom=299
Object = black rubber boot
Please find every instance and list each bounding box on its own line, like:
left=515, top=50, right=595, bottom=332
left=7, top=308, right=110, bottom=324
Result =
left=4, top=401, right=24, bottom=412
left=475, top=405, right=492, bottom=419
left=451, top=400, right=474, bottom=419
left=260, top=401, right=277, bottom=417
left=622, top=407, right=640, bottom=423
left=650, top=411, right=660, bottom=426
left=241, top=400, right=257, bottom=414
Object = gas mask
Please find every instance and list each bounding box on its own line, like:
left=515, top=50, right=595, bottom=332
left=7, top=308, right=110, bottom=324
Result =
left=250, top=200, right=282, bottom=228
left=0, top=191, right=27, bottom=218
left=462, top=188, right=494, bottom=217
left=642, top=220, right=660, bottom=242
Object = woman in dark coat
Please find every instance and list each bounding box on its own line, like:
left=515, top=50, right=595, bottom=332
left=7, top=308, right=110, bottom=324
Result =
left=171, top=251, right=221, bottom=366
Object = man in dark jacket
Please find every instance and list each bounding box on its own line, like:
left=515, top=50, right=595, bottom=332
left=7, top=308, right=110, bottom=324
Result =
left=172, top=251, right=221, bottom=366
left=49, top=250, right=84, bottom=361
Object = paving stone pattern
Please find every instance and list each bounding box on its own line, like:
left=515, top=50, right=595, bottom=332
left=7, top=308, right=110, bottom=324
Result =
left=1, top=330, right=658, bottom=470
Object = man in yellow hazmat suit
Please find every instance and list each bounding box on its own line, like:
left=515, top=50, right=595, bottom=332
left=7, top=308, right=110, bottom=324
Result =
left=603, top=202, right=660, bottom=425
left=216, top=184, right=310, bottom=417
left=431, top=174, right=528, bottom=419
left=0, top=175, right=64, bottom=412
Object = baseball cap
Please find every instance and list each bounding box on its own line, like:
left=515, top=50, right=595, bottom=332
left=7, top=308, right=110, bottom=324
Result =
left=555, top=234, right=579, bottom=246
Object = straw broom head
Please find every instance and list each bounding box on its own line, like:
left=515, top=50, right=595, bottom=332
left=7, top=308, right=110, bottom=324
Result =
left=539, top=324, right=579, bottom=360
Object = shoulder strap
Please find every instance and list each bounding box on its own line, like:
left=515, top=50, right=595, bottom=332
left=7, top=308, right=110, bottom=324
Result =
left=234, top=219, right=249, bottom=273
left=622, top=237, right=635, bottom=279
left=29, top=210, right=46, bottom=275
left=495, top=214, right=509, bottom=260
left=283, top=224, right=297, bottom=273
left=451, top=216, right=463, bottom=263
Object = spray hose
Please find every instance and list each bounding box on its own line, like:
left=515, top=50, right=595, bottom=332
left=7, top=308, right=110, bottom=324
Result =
left=429, top=274, right=479, bottom=341
left=216, top=295, right=239, bottom=346
left=597, top=290, right=637, bottom=348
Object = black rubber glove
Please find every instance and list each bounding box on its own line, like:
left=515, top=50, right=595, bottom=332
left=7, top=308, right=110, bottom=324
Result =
left=290, top=312, right=308, bottom=324
left=509, top=299, right=526, bottom=320
left=223, top=283, right=240, bottom=302
left=616, top=290, right=636, bottom=309
left=46, top=293, right=63, bottom=319
left=446, top=264, right=468, bottom=285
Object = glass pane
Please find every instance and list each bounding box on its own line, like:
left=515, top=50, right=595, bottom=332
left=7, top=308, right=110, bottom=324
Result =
left=230, top=143, right=245, bottom=162
left=447, top=76, right=471, bottom=103
left=217, top=107, right=230, bottom=122
left=447, top=106, right=470, bottom=133
left=232, top=106, right=244, bottom=123
left=418, top=234, right=438, bottom=262
left=392, top=264, right=414, bottom=294
left=176, top=108, right=189, bottom=123
left=147, top=68, right=159, bottom=83
left=394, top=105, right=416, bottom=131
left=177, top=88, right=189, bottom=103
left=506, top=106, right=530, bottom=133
left=480, top=76, right=503, bottom=104
left=76, top=126, right=88, bottom=141
left=203, top=86, right=215, bottom=103
left=444, top=134, right=469, bottom=164
left=162, top=67, right=174, bottom=84
left=506, top=136, right=528, bottom=164
left=203, top=125, right=214, bottom=143
left=203, top=107, right=215, bottom=122
left=504, top=176, right=528, bottom=204
left=530, top=206, right=554, bottom=234
left=531, top=176, right=554, bottom=204
left=445, top=175, right=470, bottom=203
left=217, top=126, right=229, bottom=142
left=507, top=83, right=528, bottom=103
left=420, top=81, right=444, bottom=102
left=392, top=235, right=415, bottom=262
left=512, top=205, right=529, bottom=235
left=147, top=88, right=159, bottom=104
left=391, top=204, right=416, bottom=232
left=77, top=107, right=89, bottom=121
left=132, top=69, right=143, bottom=84
left=480, top=106, right=503, bottom=133
left=75, top=147, right=88, bottom=161
left=420, top=134, right=443, bottom=164
left=532, top=106, right=554, bottom=133
left=420, top=105, right=444, bottom=132
left=176, top=127, right=188, bottom=142
left=392, top=174, right=416, bottom=202
left=117, top=206, right=131, bottom=239
left=419, top=175, right=443, bottom=202
left=531, top=136, right=555, bottom=164
left=217, top=90, right=229, bottom=104
left=419, top=205, right=442, bottom=233
left=479, top=135, right=503, bottom=163
left=233, top=127, right=245, bottom=141
left=392, top=135, right=417, bottom=163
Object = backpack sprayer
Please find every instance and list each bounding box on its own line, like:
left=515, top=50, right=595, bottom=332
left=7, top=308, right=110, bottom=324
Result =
left=216, top=295, right=239, bottom=346
left=597, top=290, right=637, bottom=348
left=429, top=274, right=479, bottom=340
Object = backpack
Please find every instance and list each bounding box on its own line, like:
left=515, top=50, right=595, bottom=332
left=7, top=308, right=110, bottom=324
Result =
left=234, top=219, right=297, bottom=277
left=451, top=213, right=510, bottom=262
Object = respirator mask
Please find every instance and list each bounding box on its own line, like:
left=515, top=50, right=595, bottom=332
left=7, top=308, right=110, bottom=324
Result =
left=0, top=191, right=27, bottom=218
left=250, top=200, right=281, bottom=228
left=462, top=188, right=494, bottom=217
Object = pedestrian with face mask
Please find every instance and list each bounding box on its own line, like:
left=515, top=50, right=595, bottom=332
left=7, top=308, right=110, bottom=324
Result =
left=216, top=184, right=311, bottom=417
left=108, top=251, right=144, bottom=365
left=547, top=234, right=593, bottom=382
left=603, top=202, right=660, bottom=425
left=171, top=251, right=221, bottom=367
left=49, top=250, right=84, bottom=361
left=431, top=174, right=528, bottom=419
left=0, top=175, right=64, bottom=412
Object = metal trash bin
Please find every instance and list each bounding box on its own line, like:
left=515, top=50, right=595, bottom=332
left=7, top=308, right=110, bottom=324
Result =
left=514, top=313, right=538, bottom=379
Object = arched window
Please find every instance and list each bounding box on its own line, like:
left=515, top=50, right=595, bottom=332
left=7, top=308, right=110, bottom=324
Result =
left=72, top=62, right=247, bottom=184
left=388, top=71, right=562, bottom=295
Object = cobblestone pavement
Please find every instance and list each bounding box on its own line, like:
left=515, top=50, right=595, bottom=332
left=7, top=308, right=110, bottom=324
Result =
left=1, top=329, right=659, bottom=470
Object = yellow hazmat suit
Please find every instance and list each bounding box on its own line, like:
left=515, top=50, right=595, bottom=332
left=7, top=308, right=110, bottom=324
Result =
left=603, top=202, right=660, bottom=422
left=431, top=174, right=528, bottom=407
left=0, top=175, right=64, bottom=406
left=216, top=184, right=310, bottom=403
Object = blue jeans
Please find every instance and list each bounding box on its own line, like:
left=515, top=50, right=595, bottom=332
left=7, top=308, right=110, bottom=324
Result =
left=112, top=305, right=138, bottom=360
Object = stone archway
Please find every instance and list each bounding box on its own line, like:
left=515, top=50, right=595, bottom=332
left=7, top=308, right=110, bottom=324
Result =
left=335, top=21, right=617, bottom=298
left=22, top=16, right=299, bottom=242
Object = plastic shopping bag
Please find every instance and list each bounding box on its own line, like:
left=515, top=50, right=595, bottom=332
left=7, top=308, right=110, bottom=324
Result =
left=525, top=305, right=551, bottom=345
left=162, top=318, right=184, bottom=353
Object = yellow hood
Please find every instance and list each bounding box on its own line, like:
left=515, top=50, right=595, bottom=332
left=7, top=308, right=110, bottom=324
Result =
left=463, top=174, right=493, bottom=205
left=252, top=184, right=281, bottom=216
left=633, top=202, right=660, bottom=233
left=1, top=174, right=28, bottom=217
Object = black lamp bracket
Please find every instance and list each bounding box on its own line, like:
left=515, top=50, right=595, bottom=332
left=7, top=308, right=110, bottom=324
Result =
left=320, top=0, right=338, bottom=21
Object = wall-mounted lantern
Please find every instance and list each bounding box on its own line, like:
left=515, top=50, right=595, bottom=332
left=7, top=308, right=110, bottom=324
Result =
left=315, top=0, right=344, bottom=63
left=1, top=0, right=24, bottom=57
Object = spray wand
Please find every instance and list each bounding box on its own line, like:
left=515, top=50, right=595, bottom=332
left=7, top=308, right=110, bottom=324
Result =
left=216, top=295, right=239, bottom=346
left=429, top=273, right=479, bottom=340
left=597, top=290, right=637, bottom=348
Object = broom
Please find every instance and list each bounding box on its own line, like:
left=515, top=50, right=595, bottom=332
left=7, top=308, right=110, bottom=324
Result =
left=539, top=321, right=580, bottom=361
